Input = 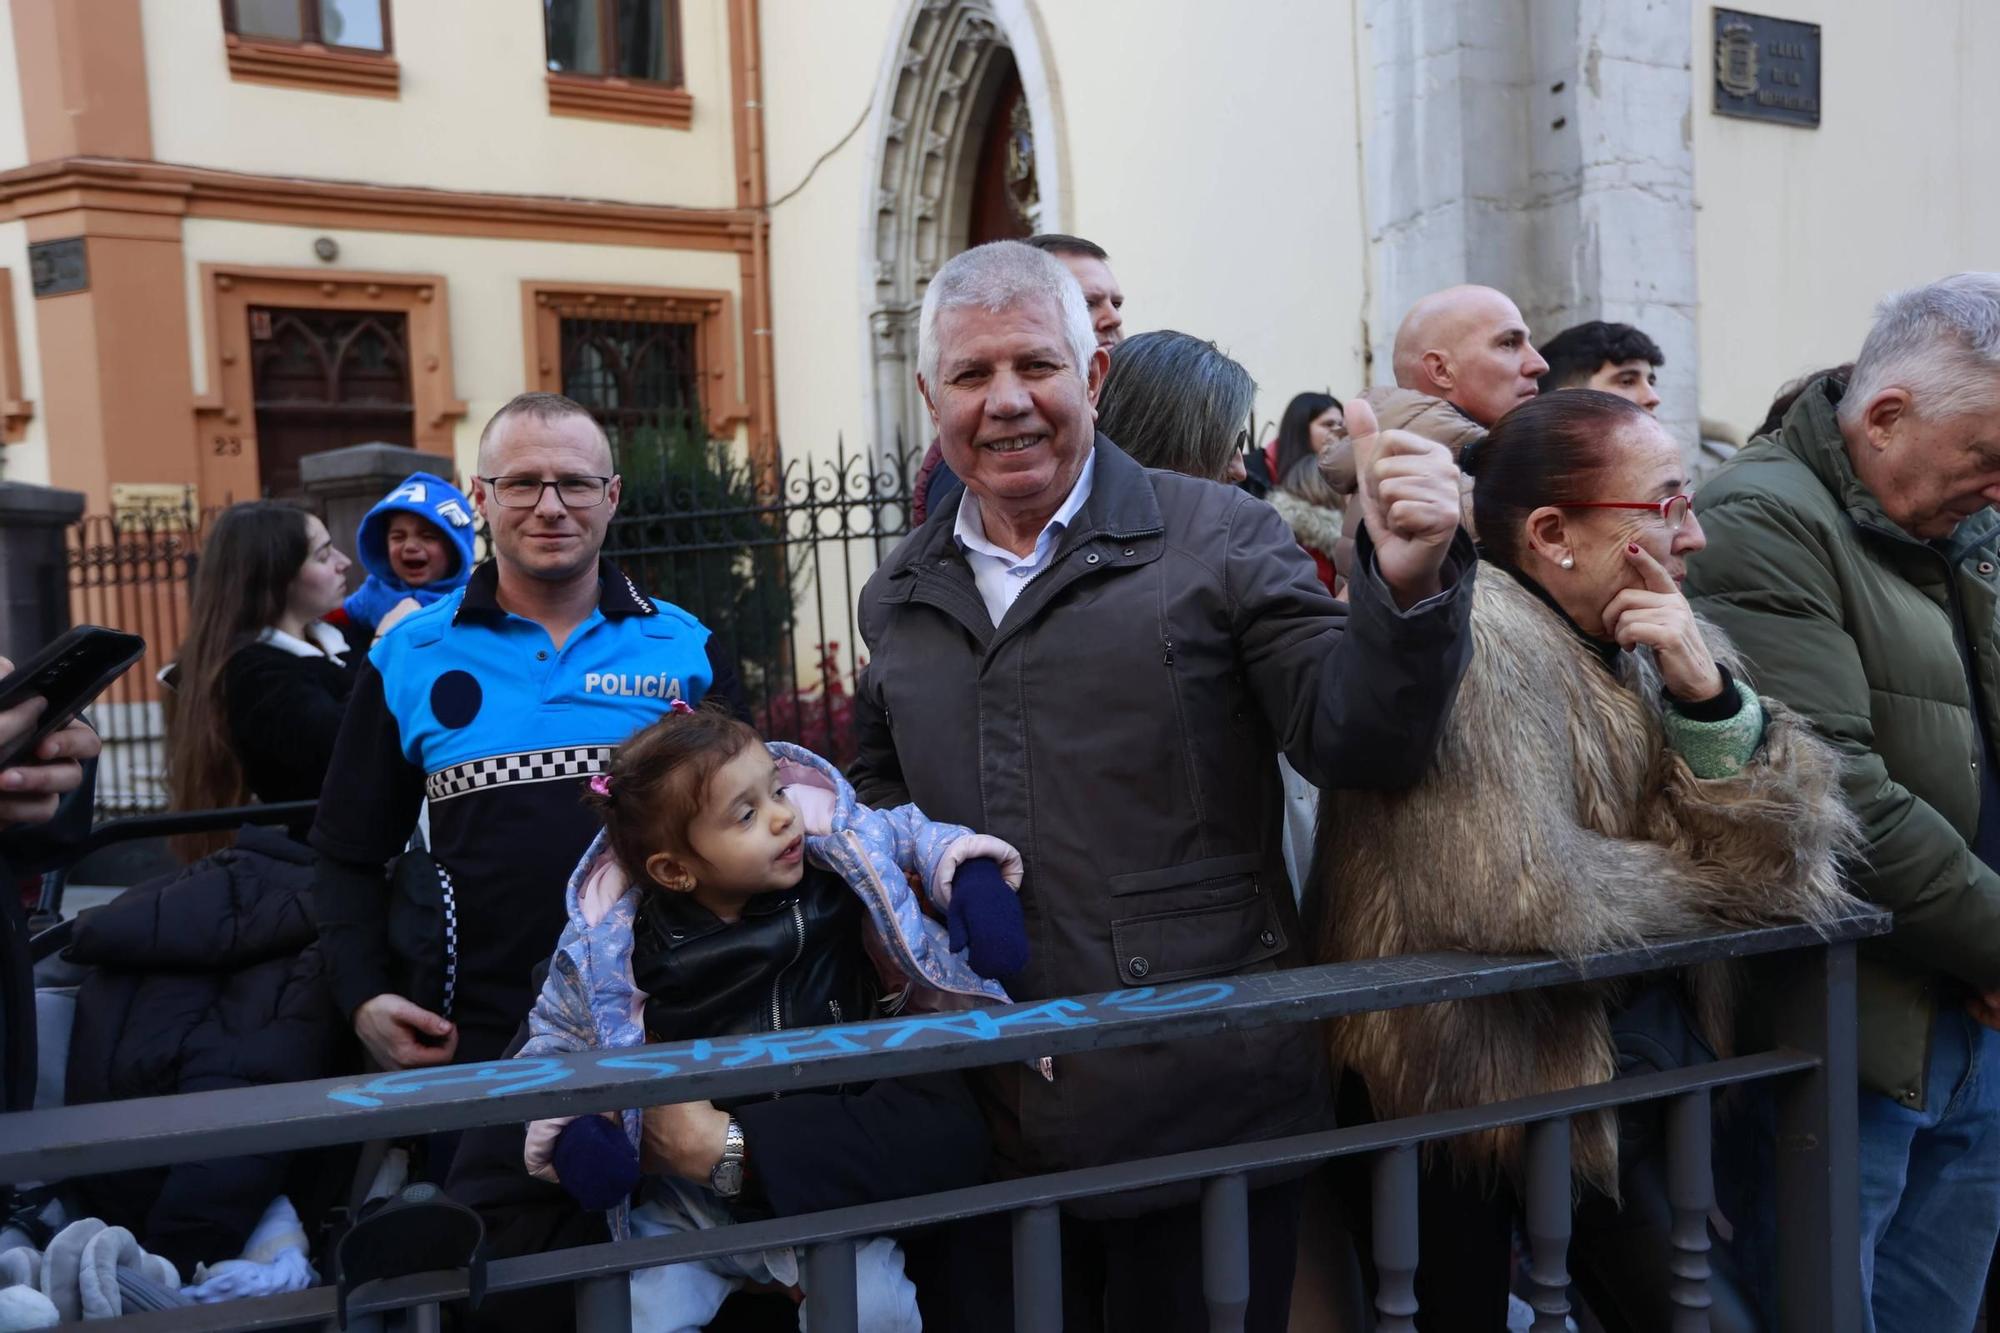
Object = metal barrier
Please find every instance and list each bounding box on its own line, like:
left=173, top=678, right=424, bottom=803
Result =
left=2, top=911, right=1887, bottom=1332
left=30, top=800, right=317, bottom=932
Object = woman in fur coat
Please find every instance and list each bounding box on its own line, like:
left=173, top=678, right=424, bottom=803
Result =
left=1314, top=389, right=1860, bottom=1327
left=1265, top=392, right=1349, bottom=594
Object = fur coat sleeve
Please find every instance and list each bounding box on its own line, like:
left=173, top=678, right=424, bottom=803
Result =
left=1314, top=566, right=1860, bottom=1191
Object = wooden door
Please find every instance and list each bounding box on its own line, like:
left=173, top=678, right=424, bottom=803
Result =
left=249, top=306, right=416, bottom=497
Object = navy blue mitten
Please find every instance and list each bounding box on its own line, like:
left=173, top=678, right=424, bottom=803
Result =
left=551, top=1114, right=640, bottom=1211
left=946, top=857, right=1029, bottom=981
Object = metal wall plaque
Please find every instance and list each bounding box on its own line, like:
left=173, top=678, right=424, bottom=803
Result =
left=28, top=237, right=88, bottom=298
left=1713, top=8, right=1821, bottom=128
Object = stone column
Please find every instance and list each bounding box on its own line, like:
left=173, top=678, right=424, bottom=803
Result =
left=300, top=443, right=458, bottom=594
left=0, top=481, right=84, bottom=660
left=1361, top=0, right=1700, bottom=450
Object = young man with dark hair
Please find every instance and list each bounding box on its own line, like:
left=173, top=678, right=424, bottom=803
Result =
left=1537, top=319, right=1665, bottom=411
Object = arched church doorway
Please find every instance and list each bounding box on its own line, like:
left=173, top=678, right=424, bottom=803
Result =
left=866, top=1, right=1047, bottom=465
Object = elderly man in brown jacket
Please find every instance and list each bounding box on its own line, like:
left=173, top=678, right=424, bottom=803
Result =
left=851, top=240, right=1478, bottom=1331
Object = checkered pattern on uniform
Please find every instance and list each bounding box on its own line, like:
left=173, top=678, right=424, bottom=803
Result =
left=436, top=861, right=459, bottom=1021
left=424, top=746, right=615, bottom=802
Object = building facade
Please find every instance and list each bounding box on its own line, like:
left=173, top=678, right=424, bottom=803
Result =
left=759, top=0, right=2000, bottom=463
left=0, top=0, right=775, bottom=510
left=0, top=1, right=1993, bottom=504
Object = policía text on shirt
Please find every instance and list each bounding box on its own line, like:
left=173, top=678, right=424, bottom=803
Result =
left=583, top=672, right=686, bottom=700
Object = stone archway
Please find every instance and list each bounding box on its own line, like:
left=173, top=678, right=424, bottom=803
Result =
left=865, top=0, right=1052, bottom=464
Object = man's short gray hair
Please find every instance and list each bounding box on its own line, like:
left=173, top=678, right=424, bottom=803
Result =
left=1842, top=272, right=2000, bottom=424
left=917, top=241, right=1096, bottom=387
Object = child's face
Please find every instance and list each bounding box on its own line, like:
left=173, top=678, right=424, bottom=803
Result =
left=385, top=514, right=452, bottom=586
left=657, top=742, right=806, bottom=919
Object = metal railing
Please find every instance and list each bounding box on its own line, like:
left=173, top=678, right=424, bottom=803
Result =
left=2, top=911, right=1887, bottom=1332
left=604, top=436, right=915, bottom=769
left=66, top=506, right=217, bottom=820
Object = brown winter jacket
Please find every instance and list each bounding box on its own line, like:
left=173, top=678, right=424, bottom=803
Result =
left=851, top=435, right=1478, bottom=1211
left=1315, top=565, right=1860, bottom=1194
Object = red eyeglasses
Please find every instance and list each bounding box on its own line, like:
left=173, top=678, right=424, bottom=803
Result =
left=1557, top=494, right=1694, bottom=532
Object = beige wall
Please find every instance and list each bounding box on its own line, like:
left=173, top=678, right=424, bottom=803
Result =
left=760, top=0, right=896, bottom=463
left=0, top=219, right=48, bottom=483
left=760, top=0, right=1372, bottom=460
left=140, top=0, right=739, bottom=209
left=179, top=218, right=748, bottom=479
left=1037, top=0, right=1369, bottom=429
left=0, top=1, right=28, bottom=172
left=1693, top=0, right=2000, bottom=440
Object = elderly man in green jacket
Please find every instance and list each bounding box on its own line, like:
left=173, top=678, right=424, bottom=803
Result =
left=1687, top=272, right=2000, bottom=1333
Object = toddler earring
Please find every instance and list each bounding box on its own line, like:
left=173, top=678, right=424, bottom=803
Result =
left=1560, top=556, right=1575, bottom=569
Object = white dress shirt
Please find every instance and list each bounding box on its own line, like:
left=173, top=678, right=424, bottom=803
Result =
left=952, top=449, right=1098, bottom=626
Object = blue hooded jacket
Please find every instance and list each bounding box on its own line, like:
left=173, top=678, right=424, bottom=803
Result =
left=341, top=472, right=478, bottom=631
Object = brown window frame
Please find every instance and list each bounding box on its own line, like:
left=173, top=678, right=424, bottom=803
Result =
left=545, top=0, right=682, bottom=87
left=219, top=0, right=400, bottom=98
left=544, top=0, right=692, bottom=129
left=0, top=270, right=32, bottom=444
left=521, top=282, right=748, bottom=440
left=221, top=0, right=395, bottom=55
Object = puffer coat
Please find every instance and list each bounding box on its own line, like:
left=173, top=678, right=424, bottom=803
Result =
left=63, top=826, right=350, bottom=1273
left=1688, top=376, right=2000, bottom=1108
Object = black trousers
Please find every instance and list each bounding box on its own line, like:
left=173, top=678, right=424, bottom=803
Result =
left=907, top=1180, right=1304, bottom=1332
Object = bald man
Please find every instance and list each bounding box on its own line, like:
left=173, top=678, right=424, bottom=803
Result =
left=1386, top=285, right=1549, bottom=427
left=1322, top=286, right=1548, bottom=574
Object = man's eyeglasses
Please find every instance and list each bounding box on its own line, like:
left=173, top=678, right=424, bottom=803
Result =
left=1556, top=494, right=1694, bottom=532
left=479, top=475, right=612, bottom=509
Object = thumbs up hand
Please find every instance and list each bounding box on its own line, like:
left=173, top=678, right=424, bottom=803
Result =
left=1348, top=398, right=1462, bottom=607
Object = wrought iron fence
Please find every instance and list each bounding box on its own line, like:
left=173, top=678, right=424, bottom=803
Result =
left=2, top=910, right=1888, bottom=1332
left=603, top=432, right=914, bottom=768
left=66, top=503, right=217, bottom=819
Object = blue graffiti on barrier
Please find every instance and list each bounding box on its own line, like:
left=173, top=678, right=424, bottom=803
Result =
left=324, top=982, right=1237, bottom=1107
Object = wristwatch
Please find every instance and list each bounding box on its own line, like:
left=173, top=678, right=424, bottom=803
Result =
left=710, top=1117, right=747, bottom=1199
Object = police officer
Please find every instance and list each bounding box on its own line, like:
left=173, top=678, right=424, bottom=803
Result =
left=311, top=392, right=742, bottom=1070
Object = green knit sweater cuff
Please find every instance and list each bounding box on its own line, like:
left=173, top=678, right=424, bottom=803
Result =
left=1662, top=676, right=1765, bottom=779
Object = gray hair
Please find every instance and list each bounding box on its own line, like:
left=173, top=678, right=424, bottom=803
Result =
left=1093, top=330, right=1257, bottom=483
left=917, top=241, right=1095, bottom=388
left=1841, top=272, right=2000, bottom=424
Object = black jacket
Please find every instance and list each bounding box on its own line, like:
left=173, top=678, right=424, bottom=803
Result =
left=222, top=638, right=358, bottom=804
left=62, top=827, right=353, bottom=1273
left=633, top=865, right=878, bottom=1053
left=852, top=436, right=1476, bottom=1207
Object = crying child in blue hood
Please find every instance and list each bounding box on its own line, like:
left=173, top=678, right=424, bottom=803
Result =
left=341, top=472, right=478, bottom=637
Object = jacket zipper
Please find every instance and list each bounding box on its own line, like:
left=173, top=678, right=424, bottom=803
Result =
left=829, top=999, right=843, bottom=1024
left=769, top=901, right=806, bottom=1034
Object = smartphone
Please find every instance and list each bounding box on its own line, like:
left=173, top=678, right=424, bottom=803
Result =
left=0, top=625, right=146, bottom=769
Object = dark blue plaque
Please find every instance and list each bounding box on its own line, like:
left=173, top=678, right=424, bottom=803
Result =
left=1713, top=8, right=1821, bottom=128
left=28, top=237, right=87, bottom=298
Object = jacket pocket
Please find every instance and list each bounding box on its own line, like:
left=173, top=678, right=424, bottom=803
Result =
left=1108, top=852, right=1264, bottom=898
left=1109, top=888, right=1287, bottom=986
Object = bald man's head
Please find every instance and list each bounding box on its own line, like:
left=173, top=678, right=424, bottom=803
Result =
left=1390, top=285, right=1550, bottom=427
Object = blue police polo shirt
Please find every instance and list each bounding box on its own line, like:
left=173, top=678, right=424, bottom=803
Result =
left=311, top=559, right=735, bottom=1041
